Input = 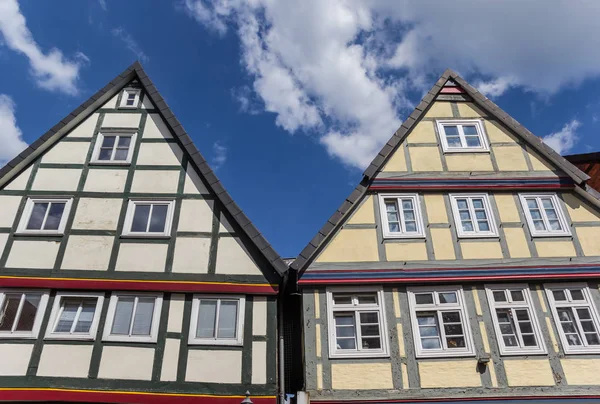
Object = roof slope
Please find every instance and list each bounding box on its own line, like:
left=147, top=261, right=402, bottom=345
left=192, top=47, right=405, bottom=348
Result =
left=0, top=61, right=288, bottom=277
left=291, top=68, right=591, bottom=273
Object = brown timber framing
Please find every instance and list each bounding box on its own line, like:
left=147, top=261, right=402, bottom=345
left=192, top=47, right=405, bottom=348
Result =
left=291, top=69, right=593, bottom=273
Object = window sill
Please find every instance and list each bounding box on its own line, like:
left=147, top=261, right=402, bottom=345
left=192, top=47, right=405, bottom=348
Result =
left=456, top=233, right=499, bottom=239
left=415, top=351, right=476, bottom=359
left=529, top=232, right=573, bottom=238
left=13, top=232, right=64, bottom=237
left=329, top=351, right=390, bottom=359
left=499, top=349, right=548, bottom=356
left=120, top=234, right=171, bottom=239
left=188, top=340, right=244, bottom=347
left=382, top=234, right=426, bottom=240
left=102, top=336, right=158, bottom=343
left=88, top=161, right=131, bottom=166
left=442, top=149, right=490, bottom=154
left=44, top=335, right=96, bottom=341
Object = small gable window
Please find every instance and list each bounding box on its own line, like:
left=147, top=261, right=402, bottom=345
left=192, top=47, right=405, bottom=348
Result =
left=436, top=120, right=489, bottom=152
left=519, top=194, right=570, bottom=237
left=378, top=194, right=425, bottom=238
left=17, top=198, right=73, bottom=234
left=449, top=193, right=498, bottom=237
left=189, top=296, right=245, bottom=346
left=91, top=132, right=136, bottom=164
left=120, top=88, right=141, bottom=108
left=122, top=200, right=175, bottom=237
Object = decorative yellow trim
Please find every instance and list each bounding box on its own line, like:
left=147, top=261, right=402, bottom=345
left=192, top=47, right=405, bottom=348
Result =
left=0, top=388, right=276, bottom=399
left=545, top=317, right=559, bottom=352
left=316, top=363, right=323, bottom=390
left=479, top=321, right=490, bottom=353
left=315, top=323, right=322, bottom=358
left=401, top=363, right=409, bottom=389
left=472, top=286, right=482, bottom=316
left=397, top=323, right=405, bottom=357
left=392, top=288, right=401, bottom=318
left=536, top=285, right=548, bottom=313
left=314, top=290, right=320, bottom=319
left=488, top=359, right=498, bottom=387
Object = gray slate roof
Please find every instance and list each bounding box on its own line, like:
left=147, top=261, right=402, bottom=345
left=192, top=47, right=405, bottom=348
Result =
left=291, top=68, right=591, bottom=274
left=0, top=61, right=288, bottom=277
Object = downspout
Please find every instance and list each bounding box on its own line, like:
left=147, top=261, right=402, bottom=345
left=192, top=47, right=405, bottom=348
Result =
left=278, top=271, right=289, bottom=404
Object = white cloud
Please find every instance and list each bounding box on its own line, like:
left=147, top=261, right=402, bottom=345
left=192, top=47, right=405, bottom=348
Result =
left=0, top=0, right=87, bottom=95
left=183, top=0, right=600, bottom=169
left=542, top=120, right=581, bottom=155
left=212, top=141, right=227, bottom=170
left=0, top=95, right=28, bottom=167
left=111, top=27, right=149, bottom=63
left=98, top=0, right=107, bottom=11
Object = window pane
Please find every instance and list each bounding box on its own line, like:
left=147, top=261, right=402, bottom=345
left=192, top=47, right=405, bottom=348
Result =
left=577, top=308, right=592, bottom=320
left=456, top=199, right=468, bottom=210
left=131, top=204, right=151, bottom=232
left=552, top=290, right=567, bottom=301
left=522, top=335, right=537, bottom=346
left=102, top=136, right=116, bottom=148
left=111, top=297, right=134, bottom=335
left=441, top=311, right=460, bottom=323
left=447, top=136, right=461, bottom=147
left=493, top=291, right=507, bottom=302
left=586, top=333, right=600, bottom=345
left=447, top=336, right=466, bottom=348
left=359, top=312, right=379, bottom=324
left=197, top=300, right=217, bottom=338
left=15, top=294, right=41, bottom=331
left=444, top=324, right=463, bottom=335
left=422, top=338, right=441, bottom=349
left=98, top=148, right=112, bottom=160
left=337, top=338, right=356, bottom=350
left=217, top=300, right=238, bottom=339
left=415, top=293, right=433, bottom=305
left=27, top=203, right=48, bottom=230
left=405, top=221, right=417, bottom=232
left=118, top=136, right=132, bottom=147
left=113, top=149, right=129, bottom=161
left=332, top=295, right=352, bottom=305
left=510, top=290, right=525, bottom=302
left=362, top=337, right=381, bottom=349
left=55, top=299, right=79, bottom=333
left=439, top=292, right=457, bottom=304
left=570, top=289, right=585, bottom=301
left=74, top=300, right=97, bottom=333
left=132, top=298, right=155, bottom=335
left=444, top=126, right=459, bottom=137
left=0, top=294, right=21, bottom=331
left=335, top=315, right=354, bottom=326
left=149, top=204, right=168, bottom=233
left=463, top=126, right=478, bottom=135
left=361, top=325, right=380, bottom=336
left=356, top=294, right=377, bottom=305
left=526, top=199, right=538, bottom=209
left=465, top=136, right=481, bottom=147
left=44, top=203, right=65, bottom=230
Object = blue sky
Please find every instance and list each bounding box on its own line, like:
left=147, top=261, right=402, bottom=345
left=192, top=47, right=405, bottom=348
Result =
left=1, top=1, right=600, bottom=257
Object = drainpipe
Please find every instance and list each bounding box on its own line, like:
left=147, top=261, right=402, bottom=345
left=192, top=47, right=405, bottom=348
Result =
left=278, top=271, right=289, bottom=404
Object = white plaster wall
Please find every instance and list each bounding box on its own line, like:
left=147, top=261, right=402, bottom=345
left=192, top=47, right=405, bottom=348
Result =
left=31, top=168, right=81, bottom=191
left=160, top=338, right=180, bottom=382
left=215, top=237, right=262, bottom=275
left=37, top=344, right=93, bottom=378
left=252, top=340, right=267, bottom=384
left=186, top=350, right=242, bottom=383
left=172, top=237, right=210, bottom=274
left=183, top=164, right=208, bottom=194
left=0, top=195, right=21, bottom=227
left=253, top=296, right=268, bottom=336
left=6, top=240, right=59, bottom=269
left=103, top=94, right=119, bottom=109
left=115, top=243, right=168, bottom=272
left=141, top=95, right=154, bottom=110
left=72, top=198, right=122, bottom=230
left=4, top=166, right=32, bottom=190
left=66, top=113, right=99, bottom=138
left=178, top=199, right=213, bottom=232
left=130, top=170, right=179, bottom=193
left=41, top=142, right=90, bottom=164
left=61, top=235, right=113, bottom=271
left=98, top=346, right=154, bottom=380
left=0, top=344, right=33, bottom=376
left=0, top=234, right=8, bottom=256
left=143, top=114, right=172, bottom=139
left=167, top=294, right=185, bottom=333
left=137, top=143, right=183, bottom=166
left=84, top=169, right=127, bottom=193
left=219, top=212, right=234, bottom=233
left=102, top=113, right=141, bottom=128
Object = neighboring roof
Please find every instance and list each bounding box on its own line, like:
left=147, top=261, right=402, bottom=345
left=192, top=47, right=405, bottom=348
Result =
left=291, top=68, right=591, bottom=273
left=565, top=152, right=600, bottom=193
left=0, top=61, right=288, bottom=277
left=565, top=152, right=600, bottom=164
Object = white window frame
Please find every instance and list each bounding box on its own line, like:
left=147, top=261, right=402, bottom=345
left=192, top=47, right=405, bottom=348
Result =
left=519, top=194, right=571, bottom=237
left=102, top=292, right=163, bottom=343
left=326, top=287, right=389, bottom=359
left=449, top=193, right=498, bottom=238
left=189, top=295, right=245, bottom=346
left=90, top=132, right=137, bottom=164
left=16, top=198, right=73, bottom=235
left=378, top=194, right=425, bottom=239
left=0, top=289, right=50, bottom=339
left=119, top=88, right=141, bottom=108
left=122, top=200, right=176, bottom=237
left=485, top=284, right=547, bottom=355
left=436, top=119, right=490, bottom=153
left=407, top=285, right=475, bottom=358
left=545, top=283, right=600, bottom=354
left=44, top=292, right=104, bottom=340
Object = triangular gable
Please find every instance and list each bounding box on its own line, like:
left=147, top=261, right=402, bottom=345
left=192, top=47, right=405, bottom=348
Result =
left=291, top=69, right=593, bottom=274
left=0, top=61, right=288, bottom=279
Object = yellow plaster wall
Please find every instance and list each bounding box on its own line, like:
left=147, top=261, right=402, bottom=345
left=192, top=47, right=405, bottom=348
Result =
left=575, top=227, right=600, bottom=256
left=385, top=242, right=428, bottom=261
left=494, top=193, right=520, bottom=223
left=424, top=102, right=452, bottom=118
left=493, top=146, right=529, bottom=171
left=535, top=241, right=576, bottom=258
left=407, top=121, right=437, bottom=143
left=431, top=228, right=455, bottom=260
left=331, top=363, right=393, bottom=390
left=446, top=154, right=494, bottom=171
left=457, top=103, right=485, bottom=118
left=561, top=358, right=600, bottom=385
left=528, top=148, right=557, bottom=173
left=418, top=360, right=481, bottom=388
left=315, top=229, right=379, bottom=263
left=347, top=196, right=375, bottom=225
left=424, top=194, right=448, bottom=223
left=503, top=359, right=555, bottom=387
left=503, top=228, right=531, bottom=258
left=484, top=121, right=517, bottom=144
left=381, top=146, right=407, bottom=172
left=562, top=193, right=600, bottom=222
left=460, top=241, right=503, bottom=259
left=409, top=147, right=443, bottom=171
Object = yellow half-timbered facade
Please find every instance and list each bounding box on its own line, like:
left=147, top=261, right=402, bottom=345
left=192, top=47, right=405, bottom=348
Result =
left=0, top=62, right=287, bottom=404
left=291, top=70, right=600, bottom=403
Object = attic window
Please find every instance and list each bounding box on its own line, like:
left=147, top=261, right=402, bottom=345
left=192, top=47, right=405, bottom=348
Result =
left=436, top=120, right=489, bottom=153
left=91, top=132, right=136, bottom=164
left=378, top=194, right=425, bottom=239
left=120, top=88, right=141, bottom=108
left=17, top=198, right=73, bottom=234
left=122, top=200, right=175, bottom=237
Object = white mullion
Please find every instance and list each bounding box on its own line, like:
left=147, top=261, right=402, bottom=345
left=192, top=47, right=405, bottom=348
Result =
left=128, top=297, right=139, bottom=337
left=214, top=299, right=222, bottom=339
left=110, top=136, right=119, bottom=161
left=511, top=307, right=526, bottom=348
left=571, top=307, right=590, bottom=347
left=70, top=302, right=84, bottom=334
left=536, top=197, right=553, bottom=232
left=466, top=198, right=478, bottom=232
left=436, top=310, right=447, bottom=350
left=397, top=198, right=406, bottom=233
left=53, top=304, right=65, bottom=333
left=40, top=203, right=52, bottom=230
left=11, top=294, right=26, bottom=333
left=354, top=310, right=363, bottom=352
left=145, top=204, right=154, bottom=233
left=457, top=125, right=467, bottom=148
